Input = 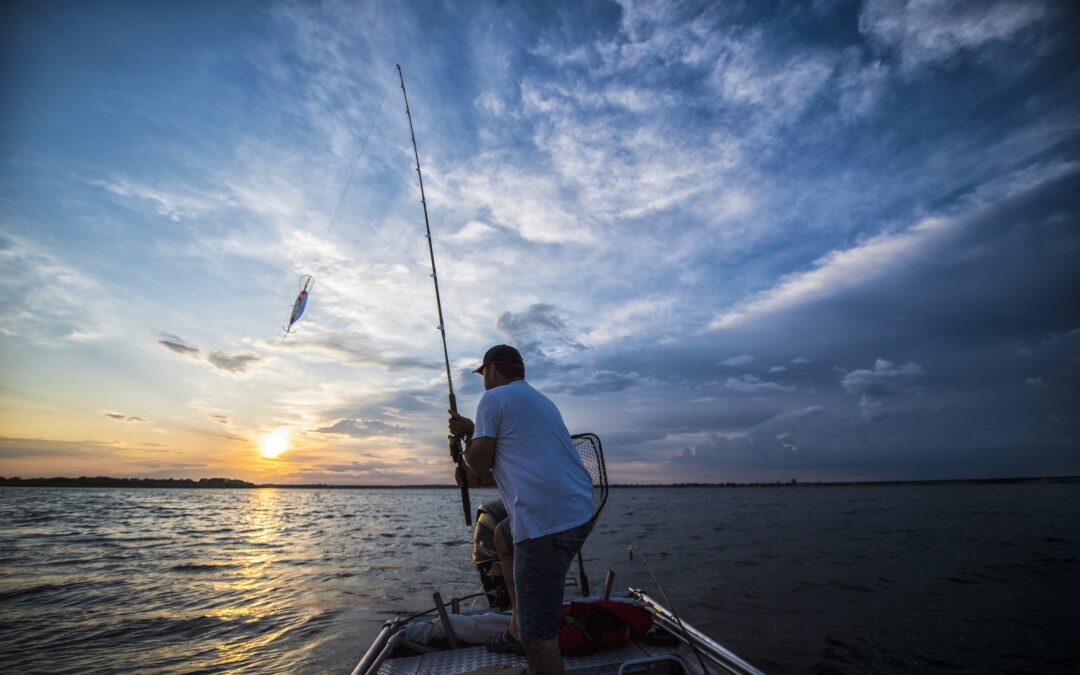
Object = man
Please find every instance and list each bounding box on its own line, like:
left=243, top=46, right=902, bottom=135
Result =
left=449, top=344, right=594, bottom=675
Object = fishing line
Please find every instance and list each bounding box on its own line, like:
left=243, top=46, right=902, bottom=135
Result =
left=322, top=69, right=396, bottom=241
left=628, top=543, right=713, bottom=674
left=282, top=69, right=395, bottom=337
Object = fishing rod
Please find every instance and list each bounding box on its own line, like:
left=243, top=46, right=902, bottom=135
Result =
left=628, top=543, right=713, bottom=674
left=397, top=64, right=471, bottom=528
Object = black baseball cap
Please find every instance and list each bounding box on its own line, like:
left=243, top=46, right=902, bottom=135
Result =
left=473, top=344, right=524, bottom=373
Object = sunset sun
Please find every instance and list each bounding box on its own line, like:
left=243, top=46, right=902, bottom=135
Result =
left=260, top=429, right=290, bottom=459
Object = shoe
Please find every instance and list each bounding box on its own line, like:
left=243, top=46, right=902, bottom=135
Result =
left=485, top=630, right=526, bottom=656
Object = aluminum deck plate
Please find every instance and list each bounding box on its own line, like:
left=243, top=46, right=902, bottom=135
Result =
left=375, top=641, right=707, bottom=675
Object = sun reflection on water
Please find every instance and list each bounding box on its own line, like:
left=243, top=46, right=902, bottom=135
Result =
left=205, top=489, right=306, bottom=664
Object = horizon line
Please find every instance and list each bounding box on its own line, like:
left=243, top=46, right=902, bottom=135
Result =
left=2, top=475, right=1078, bottom=489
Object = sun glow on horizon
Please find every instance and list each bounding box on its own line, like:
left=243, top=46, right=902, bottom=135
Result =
left=259, top=428, right=290, bottom=459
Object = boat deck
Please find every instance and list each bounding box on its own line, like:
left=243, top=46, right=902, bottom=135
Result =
left=354, top=589, right=761, bottom=675
left=375, top=640, right=704, bottom=674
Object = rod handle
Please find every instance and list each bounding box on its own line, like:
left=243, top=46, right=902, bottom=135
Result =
left=603, top=570, right=616, bottom=601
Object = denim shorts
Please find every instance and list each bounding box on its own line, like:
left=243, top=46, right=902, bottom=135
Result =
left=512, top=519, right=594, bottom=641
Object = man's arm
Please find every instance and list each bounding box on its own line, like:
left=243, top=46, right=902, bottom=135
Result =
left=449, top=409, right=497, bottom=483
left=464, top=436, right=496, bottom=478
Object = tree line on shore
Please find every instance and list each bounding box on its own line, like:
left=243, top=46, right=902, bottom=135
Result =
left=1, top=475, right=1075, bottom=489
left=0, top=476, right=256, bottom=488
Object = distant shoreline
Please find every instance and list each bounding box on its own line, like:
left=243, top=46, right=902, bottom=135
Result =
left=1, top=475, right=1076, bottom=489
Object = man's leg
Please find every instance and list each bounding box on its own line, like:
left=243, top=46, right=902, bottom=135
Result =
left=493, top=518, right=520, bottom=641
left=521, top=637, right=564, bottom=675
left=514, top=521, right=592, bottom=675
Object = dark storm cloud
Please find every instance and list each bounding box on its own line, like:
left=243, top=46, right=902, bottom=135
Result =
left=672, top=433, right=789, bottom=468
left=722, top=374, right=795, bottom=395
left=496, top=304, right=566, bottom=338
left=488, top=304, right=587, bottom=384
left=840, top=359, right=925, bottom=420
left=158, top=333, right=199, bottom=356
left=548, top=370, right=638, bottom=396
left=625, top=399, right=785, bottom=437
left=308, top=0, right=1077, bottom=483
left=591, top=166, right=1080, bottom=479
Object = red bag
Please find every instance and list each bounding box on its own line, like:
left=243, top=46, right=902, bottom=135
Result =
left=557, top=600, right=653, bottom=655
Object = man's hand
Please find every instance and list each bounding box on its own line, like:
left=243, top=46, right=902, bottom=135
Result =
left=448, top=409, right=475, bottom=440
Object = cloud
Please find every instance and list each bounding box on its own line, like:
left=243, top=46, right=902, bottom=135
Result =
left=841, top=359, right=925, bottom=398
left=834, top=46, right=889, bottom=119
left=157, top=337, right=262, bottom=377
left=1023, top=376, right=1046, bottom=389
left=0, top=436, right=122, bottom=459
left=488, top=304, right=588, bottom=379
left=789, top=405, right=825, bottom=419
left=723, top=374, right=795, bottom=395
left=671, top=433, right=759, bottom=467
left=447, top=220, right=500, bottom=244
left=3, top=0, right=1077, bottom=486
left=584, top=297, right=677, bottom=347
left=267, top=337, right=438, bottom=372
left=438, top=159, right=595, bottom=245
left=859, top=0, right=1052, bottom=70
left=95, top=178, right=216, bottom=223
left=158, top=333, right=200, bottom=357
left=548, top=369, right=639, bottom=396
left=841, top=359, right=925, bottom=420
left=709, top=215, right=956, bottom=330
left=316, top=418, right=407, bottom=438
left=320, top=460, right=400, bottom=473
left=207, top=350, right=263, bottom=374
left=513, top=81, right=742, bottom=227
left=709, top=35, right=838, bottom=128
left=496, top=304, right=567, bottom=341
left=721, top=355, right=755, bottom=367
left=104, top=412, right=149, bottom=423
left=0, top=233, right=114, bottom=343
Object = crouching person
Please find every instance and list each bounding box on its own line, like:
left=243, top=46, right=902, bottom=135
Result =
left=449, top=345, right=594, bottom=675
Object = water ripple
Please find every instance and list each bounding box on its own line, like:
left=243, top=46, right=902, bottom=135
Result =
left=1, top=484, right=1077, bottom=673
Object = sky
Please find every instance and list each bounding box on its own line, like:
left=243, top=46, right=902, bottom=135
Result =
left=1, top=0, right=1078, bottom=485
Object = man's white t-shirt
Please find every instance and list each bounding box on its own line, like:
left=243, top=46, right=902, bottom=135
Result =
left=473, top=380, right=593, bottom=544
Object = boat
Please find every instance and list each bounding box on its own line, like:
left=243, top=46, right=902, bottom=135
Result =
left=351, top=434, right=764, bottom=675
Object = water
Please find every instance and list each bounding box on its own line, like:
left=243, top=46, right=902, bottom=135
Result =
left=0, top=484, right=1076, bottom=674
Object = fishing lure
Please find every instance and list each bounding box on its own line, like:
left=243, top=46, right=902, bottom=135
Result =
left=276, top=71, right=394, bottom=338
left=283, top=274, right=314, bottom=337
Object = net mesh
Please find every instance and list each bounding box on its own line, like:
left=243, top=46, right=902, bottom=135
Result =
left=571, top=433, right=609, bottom=521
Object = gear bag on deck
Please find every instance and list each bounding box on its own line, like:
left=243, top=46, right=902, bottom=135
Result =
left=558, top=600, right=653, bottom=656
